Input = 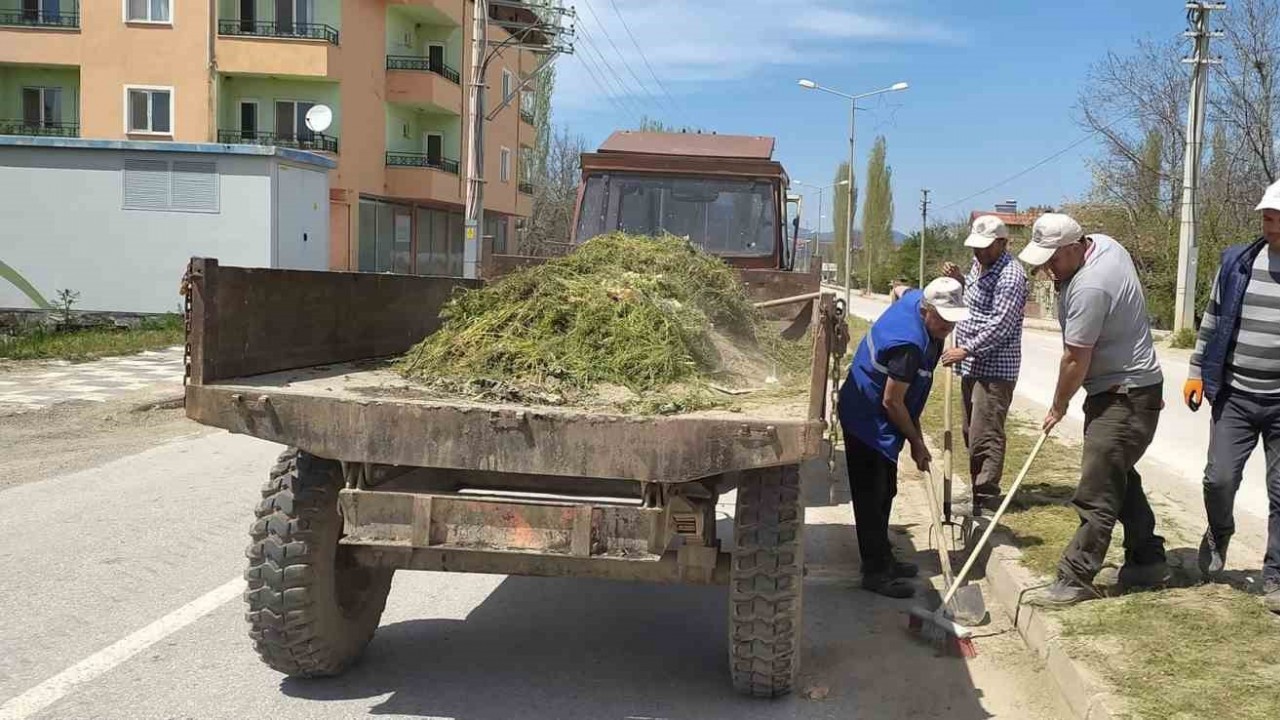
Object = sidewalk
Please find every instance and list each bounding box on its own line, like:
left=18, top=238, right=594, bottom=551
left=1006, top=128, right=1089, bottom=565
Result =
left=0, top=347, right=184, bottom=414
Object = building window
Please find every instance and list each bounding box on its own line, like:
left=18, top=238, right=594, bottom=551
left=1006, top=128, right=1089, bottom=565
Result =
left=238, top=100, right=258, bottom=139
left=126, top=87, right=173, bottom=135
left=126, top=0, right=171, bottom=23
left=500, top=147, right=511, bottom=183
left=22, top=87, right=62, bottom=127
left=502, top=69, right=514, bottom=100
left=275, top=100, right=316, bottom=141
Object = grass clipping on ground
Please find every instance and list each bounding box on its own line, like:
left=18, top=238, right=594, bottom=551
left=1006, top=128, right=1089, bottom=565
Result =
left=922, top=380, right=1280, bottom=720
left=396, top=233, right=811, bottom=414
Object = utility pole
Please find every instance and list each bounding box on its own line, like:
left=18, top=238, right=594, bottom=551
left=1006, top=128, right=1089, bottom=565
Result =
left=462, top=0, right=489, bottom=280
left=1174, top=1, right=1226, bottom=333
left=462, top=0, right=573, bottom=280
left=919, top=188, right=931, bottom=288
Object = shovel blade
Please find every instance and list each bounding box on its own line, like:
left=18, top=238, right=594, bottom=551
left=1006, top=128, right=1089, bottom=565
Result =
left=950, top=584, right=987, bottom=626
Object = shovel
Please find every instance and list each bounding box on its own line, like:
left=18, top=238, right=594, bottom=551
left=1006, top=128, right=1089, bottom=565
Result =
left=920, top=460, right=987, bottom=625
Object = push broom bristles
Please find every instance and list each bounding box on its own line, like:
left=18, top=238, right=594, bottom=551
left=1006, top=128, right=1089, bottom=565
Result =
left=908, top=607, right=977, bottom=658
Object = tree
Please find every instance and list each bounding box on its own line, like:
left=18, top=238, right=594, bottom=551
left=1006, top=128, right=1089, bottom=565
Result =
left=1137, top=129, right=1163, bottom=218
left=861, top=136, right=895, bottom=292
left=637, top=115, right=705, bottom=133
left=830, top=161, right=852, bottom=282
left=1072, top=0, right=1280, bottom=327
left=521, top=126, right=589, bottom=255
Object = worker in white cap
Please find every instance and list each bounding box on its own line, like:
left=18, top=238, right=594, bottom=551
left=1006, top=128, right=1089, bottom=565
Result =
left=1184, top=179, right=1280, bottom=614
left=941, top=215, right=1029, bottom=515
left=838, top=277, right=969, bottom=598
left=1018, top=213, right=1169, bottom=607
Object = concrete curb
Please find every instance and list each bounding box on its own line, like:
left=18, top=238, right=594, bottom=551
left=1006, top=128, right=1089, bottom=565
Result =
left=977, top=539, right=1124, bottom=720
left=919, top=426, right=1124, bottom=719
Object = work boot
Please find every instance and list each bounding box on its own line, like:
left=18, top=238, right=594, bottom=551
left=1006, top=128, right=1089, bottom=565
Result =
left=1198, top=532, right=1228, bottom=582
left=888, top=558, right=919, bottom=579
left=1027, top=579, right=1096, bottom=608
left=862, top=573, right=916, bottom=599
left=1264, top=580, right=1280, bottom=615
left=1117, top=561, right=1172, bottom=589
left=973, top=493, right=1003, bottom=517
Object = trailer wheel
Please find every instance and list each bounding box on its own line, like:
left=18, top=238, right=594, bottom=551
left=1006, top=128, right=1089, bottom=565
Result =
left=729, top=464, right=804, bottom=698
left=244, top=448, right=394, bottom=677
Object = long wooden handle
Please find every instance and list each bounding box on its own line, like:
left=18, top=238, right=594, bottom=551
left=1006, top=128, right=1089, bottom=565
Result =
left=920, top=463, right=956, bottom=591
left=942, top=431, right=1050, bottom=607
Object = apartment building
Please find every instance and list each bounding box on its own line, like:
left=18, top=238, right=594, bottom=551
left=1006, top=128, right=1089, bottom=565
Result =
left=0, top=0, right=540, bottom=275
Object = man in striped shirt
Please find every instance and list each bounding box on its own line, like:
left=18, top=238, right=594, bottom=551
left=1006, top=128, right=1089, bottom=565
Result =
left=1184, top=180, right=1280, bottom=614
left=941, top=215, right=1029, bottom=514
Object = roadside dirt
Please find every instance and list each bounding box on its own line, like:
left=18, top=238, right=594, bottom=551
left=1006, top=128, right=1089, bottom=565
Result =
left=0, top=393, right=210, bottom=490
left=794, top=452, right=1071, bottom=719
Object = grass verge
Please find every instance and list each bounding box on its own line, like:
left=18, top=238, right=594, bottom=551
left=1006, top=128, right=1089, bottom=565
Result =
left=920, top=378, right=1280, bottom=719
left=0, top=315, right=183, bottom=362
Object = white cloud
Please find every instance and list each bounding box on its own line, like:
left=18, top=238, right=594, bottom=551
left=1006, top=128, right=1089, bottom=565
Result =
left=550, top=0, right=962, bottom=116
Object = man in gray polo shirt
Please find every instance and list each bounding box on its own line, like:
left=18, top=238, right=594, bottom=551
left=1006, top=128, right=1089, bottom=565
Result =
left=1019, top=214, right=1169, bottom=607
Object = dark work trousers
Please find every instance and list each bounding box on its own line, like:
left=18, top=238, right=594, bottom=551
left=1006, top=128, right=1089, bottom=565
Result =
left=841, top=431, right=898, bottom=576
left=961, top=377, right=1016, bottom=501
left=1059, top=384, right=1167, bottom=585
left=1203, top=389, right=1280, bottom=585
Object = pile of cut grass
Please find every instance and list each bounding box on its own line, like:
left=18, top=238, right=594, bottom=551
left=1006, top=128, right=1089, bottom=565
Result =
left=397, top=233, right=806, bottom=404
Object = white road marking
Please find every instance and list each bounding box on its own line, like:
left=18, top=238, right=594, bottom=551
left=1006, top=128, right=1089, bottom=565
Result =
left=0, top=577, right=243, bottom=720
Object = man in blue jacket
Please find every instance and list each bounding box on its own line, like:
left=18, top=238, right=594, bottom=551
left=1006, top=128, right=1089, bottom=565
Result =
left=839, top=277, right=969, bottom=598
left=1184, top=180, right=1280, bottom=615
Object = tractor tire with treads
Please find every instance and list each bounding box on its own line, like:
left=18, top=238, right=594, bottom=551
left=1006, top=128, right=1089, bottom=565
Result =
left=729, top=464, right=804, bottom=698
left=244, top=448, right=394, bottom=677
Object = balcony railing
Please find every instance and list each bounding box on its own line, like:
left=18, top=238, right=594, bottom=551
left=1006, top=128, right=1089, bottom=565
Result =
left=386, top=55, right=460, bottom=84
left=0, top=7, right=78, bottom=28
left=217, top=19, right=339, bottom=45
left=0, top=119, right=79, bottom=137
left=518, top=181, right=534, bottom=195
left=386, top=152, right=459, bottom=175
left=218, top=129, right=338, bottom=153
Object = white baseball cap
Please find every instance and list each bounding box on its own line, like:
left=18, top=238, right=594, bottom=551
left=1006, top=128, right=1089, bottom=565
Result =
left=1255, top=179, right=1280, bottom=212
left=1018, top=213, right=1084, bottom=266
left=922, top=277, right=970, bottom=323
left=965, top=215, right=1009, bottom=248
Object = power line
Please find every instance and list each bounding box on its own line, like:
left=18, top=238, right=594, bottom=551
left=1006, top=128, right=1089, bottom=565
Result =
left=580, top=0, right=669, bottom=120
left=573, top=45, right=636, bottom=121
left=936, top=113, right=1134, bottom=212
left=574, top=28, right=646, bottom=122
left=606, top=0, right=681, bottom=117
left=576, top=25, right=653, bottom=120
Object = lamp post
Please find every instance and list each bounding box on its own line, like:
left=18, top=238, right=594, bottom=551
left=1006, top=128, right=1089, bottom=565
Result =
left=794, top=179, right=849, bottom=279
left=797, top=79, right=909, bottom=310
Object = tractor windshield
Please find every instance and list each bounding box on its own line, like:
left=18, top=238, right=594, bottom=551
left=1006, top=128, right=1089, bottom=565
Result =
left=575, top=173, right=777, bottom=258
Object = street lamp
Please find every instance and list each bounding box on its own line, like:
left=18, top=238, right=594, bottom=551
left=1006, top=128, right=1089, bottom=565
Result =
left=797, top=78, right=909, bottom=310
left=794, top=179, right=849, bottom=278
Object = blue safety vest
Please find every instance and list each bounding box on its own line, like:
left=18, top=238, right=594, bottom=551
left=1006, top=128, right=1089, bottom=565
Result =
left=838, top=289, right=936, bottom=463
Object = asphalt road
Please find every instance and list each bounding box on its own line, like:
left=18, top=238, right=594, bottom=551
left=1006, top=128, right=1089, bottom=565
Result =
left=843, top=292, right=1273, bottom=567
left=0, top=401, right=1066, bottom=720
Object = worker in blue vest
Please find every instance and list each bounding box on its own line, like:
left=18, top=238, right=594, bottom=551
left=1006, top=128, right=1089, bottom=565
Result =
left=839, top=277, right=970, bottom=598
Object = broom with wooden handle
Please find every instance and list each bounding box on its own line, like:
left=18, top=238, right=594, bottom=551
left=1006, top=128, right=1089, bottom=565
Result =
left=909, top=431, right=1051, bottom=657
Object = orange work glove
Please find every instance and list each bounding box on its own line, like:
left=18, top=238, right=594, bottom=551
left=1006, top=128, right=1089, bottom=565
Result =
left=1183, top=378, right=1204, bottom=412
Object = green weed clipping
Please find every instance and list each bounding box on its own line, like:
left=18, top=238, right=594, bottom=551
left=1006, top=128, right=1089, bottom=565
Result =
left=396, top=233, right=804, bottom=407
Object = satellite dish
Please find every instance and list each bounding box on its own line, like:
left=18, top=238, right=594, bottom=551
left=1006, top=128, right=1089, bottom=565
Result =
left=304, top=105, right=333, bottom=133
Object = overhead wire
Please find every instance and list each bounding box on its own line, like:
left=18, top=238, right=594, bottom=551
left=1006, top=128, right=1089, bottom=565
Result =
left=607, top=0, right=682, bottom=118
left=574, top=26, right=647, bottom=122
left=580, top=0, right=676, bottom=120
left=936, top=113, right=1136, bottom=212
left=575, top=24, right=652, bottom=121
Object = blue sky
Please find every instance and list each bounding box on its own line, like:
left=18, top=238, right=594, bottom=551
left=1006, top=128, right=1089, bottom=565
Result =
left=552, top=0, right=1193, bottom=233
